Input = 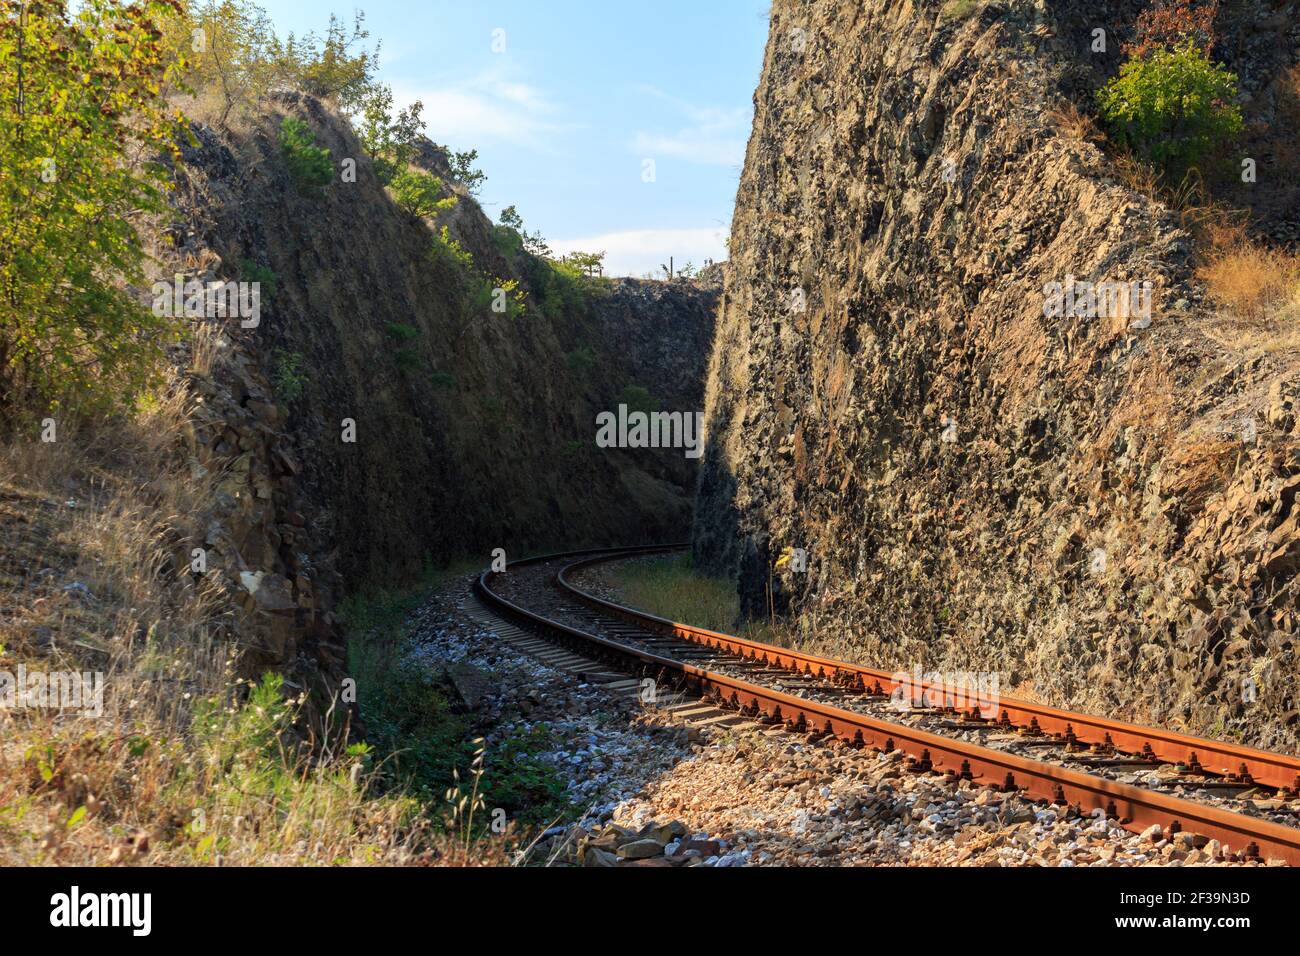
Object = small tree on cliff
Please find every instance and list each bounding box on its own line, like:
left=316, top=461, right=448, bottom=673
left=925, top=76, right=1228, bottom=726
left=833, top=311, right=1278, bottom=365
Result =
left=1097, top=0, right=1240, bottom=180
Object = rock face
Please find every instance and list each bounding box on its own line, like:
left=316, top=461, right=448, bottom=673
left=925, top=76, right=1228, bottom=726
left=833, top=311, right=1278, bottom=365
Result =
left=150, top=94, right=718, bottom=693
left=695, top=0, right=1300, bottom=749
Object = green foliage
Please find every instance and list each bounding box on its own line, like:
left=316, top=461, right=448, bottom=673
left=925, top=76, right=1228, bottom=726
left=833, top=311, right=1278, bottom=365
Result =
left=293, top=12, right=379, bottom=111
left=429, top=370, right=457, bottom=390
left=385, top=322, right=420, bottom=342
left=534, top=259, right=585, bottom=322
left=1097, top=43, right=1242, bottom=176
left=0, top=0, right=184, bottom=420
left=279, top=116, right=333, bottom=192
left=618, top=384, right=659, bottom=415
left=566, top=346, right=597, bottom=375
left=445, top=147, right=485, bottom=195
left=343, top=581, right=569, bottom=822
left=389, top=167, right=456, bottom=218
left=492, top=224, right=524, bottom=258
left=356, top=84, right=462, bottom=227
left=384, top=323, right=422, bottom=372
left=470, top=277, right=527, bottom=319
left=170, top=3, right=382, bottom=124
left=498, top=205, right=550, bottom=257
left=357, top=84, right=426, bottom=181
left=558, top=250, right=606, bottom=278
left=431, top=225, right=474, bottom=272
left=394, top=348, right=422, bottom=372
left=272, top=349, right=307, bottom=401
left=240, top=259, right=278, bottom=300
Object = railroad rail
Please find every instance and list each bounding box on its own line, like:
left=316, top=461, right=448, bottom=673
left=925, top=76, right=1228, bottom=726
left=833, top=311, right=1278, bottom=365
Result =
left=476, top=546, right=1300, bottom=866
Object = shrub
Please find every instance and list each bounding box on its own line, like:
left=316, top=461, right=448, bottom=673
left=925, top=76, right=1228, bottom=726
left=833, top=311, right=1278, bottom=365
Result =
left=240, top=259, right=279, bottom=300
left=446, top=147, right=486, bottom=196
left=1096, top=43, right=1242, bottom=177
left=388, top=167, right=457, bottom=219
left=383, top=323, right=423, bottom=372
left=478, top=278, right=527, bottom=319
left=566, top=346, right=597, bottom=375
left=272, top=349, right=307, bottom=401
left=431, top=226, right=474, bottom=273
left=279, top=116, right=334, bottom=193
left=492, top=224, right=524, bottom=258
left=617, top=385, right=659, bottom=415
left=1197, top=241, right=1300, bottom=320
left=385, top=322, right=420, bottom=343
left=1124, top=0, right=1219, bottom=61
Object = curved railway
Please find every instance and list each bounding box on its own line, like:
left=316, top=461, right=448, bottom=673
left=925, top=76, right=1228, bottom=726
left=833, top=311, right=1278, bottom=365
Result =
left=475, top=545, right=1300, bottom=866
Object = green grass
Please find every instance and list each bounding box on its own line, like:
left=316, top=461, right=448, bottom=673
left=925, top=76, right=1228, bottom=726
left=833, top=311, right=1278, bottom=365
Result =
left=608, top=554, right=739, bottom=633
left=607, top=553, right=796, bottom=649
left=341, top=561, right=572, bottom=828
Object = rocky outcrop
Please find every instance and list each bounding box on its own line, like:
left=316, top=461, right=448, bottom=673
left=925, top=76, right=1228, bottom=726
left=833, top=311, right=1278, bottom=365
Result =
left=696, top=0, right=1300, bottom=749
left=148, top=94, right=717, bottom=694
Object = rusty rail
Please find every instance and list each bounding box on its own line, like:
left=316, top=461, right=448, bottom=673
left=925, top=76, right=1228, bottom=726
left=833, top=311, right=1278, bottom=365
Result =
left=475, top=547, right=1300, bottom=865
left=557, top=550, right=1300, bottom=796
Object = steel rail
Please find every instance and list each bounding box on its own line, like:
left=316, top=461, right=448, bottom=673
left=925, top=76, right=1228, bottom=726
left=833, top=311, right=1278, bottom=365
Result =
left=478, top=548, right=1300, bottom=866
left=557, top=550, right=1300, bottom=795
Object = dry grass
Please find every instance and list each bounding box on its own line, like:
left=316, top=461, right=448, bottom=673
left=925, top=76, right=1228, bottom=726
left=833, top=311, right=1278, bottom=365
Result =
left=1196, top=234, right=1300, bottom=357
left=0, top=346, right=505, bottom=866
left=1047, top=100, right=1104, bottom=145
left=1198, top=241, right=1300, bottom=322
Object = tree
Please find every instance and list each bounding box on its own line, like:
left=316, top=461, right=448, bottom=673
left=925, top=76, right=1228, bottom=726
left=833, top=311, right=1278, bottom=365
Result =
left=357, top=84, right=425, bottom=184
left=445, top=147, right=485, bottom=195
left=1097, top=42, right=1242, bottom=177
left=165, top=0, right=278, bottom=127
left=497, top=205, right=549, bottom=257
left=389, top=166, right=456, bottom=218
left=0, top=0, right=185, bottom=423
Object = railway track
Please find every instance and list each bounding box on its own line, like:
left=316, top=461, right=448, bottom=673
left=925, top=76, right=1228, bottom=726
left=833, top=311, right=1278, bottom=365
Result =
left=475, top=545, right=1300, bottom=866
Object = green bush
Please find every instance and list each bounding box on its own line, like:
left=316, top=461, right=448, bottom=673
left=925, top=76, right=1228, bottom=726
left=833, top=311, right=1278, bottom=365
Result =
left=492, top=224, right=524, bottom=258
left=1, top=2, right=181, bottom=420
left=272, top=349, right=307, bottom=402
left=388, top=167, right=457, bottom=219
left=240, top=259, right=279, bottom=301
left=385, top=322, right=420, bottom=343
left=1096, top=43, right=1242, bottom=176
left=565, top=346, right=596, bottom=375
left=617, top=384, right=659, bottom=415
left=430, top=226, right=474, bottom=273
left=279, top=117, right=334, bottom=193
left=383, top=323, right=423, bottom=373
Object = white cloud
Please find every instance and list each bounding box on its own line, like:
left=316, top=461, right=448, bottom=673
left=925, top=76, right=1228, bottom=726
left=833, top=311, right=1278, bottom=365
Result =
left=392, top=71, right=569, bottom=150
left=631, top=86, right=750, bottom=167
left=550, top=227, right=728, bottom=278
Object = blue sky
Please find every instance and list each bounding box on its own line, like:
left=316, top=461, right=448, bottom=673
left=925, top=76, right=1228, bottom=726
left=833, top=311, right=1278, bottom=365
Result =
left=260, top=1, right=771, bottom=275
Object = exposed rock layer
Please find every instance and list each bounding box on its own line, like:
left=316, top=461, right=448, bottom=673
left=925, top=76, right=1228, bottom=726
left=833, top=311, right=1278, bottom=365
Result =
left=695, top=0, right=1300, bottom=749
left=154, top=95, right=717, bottom=685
